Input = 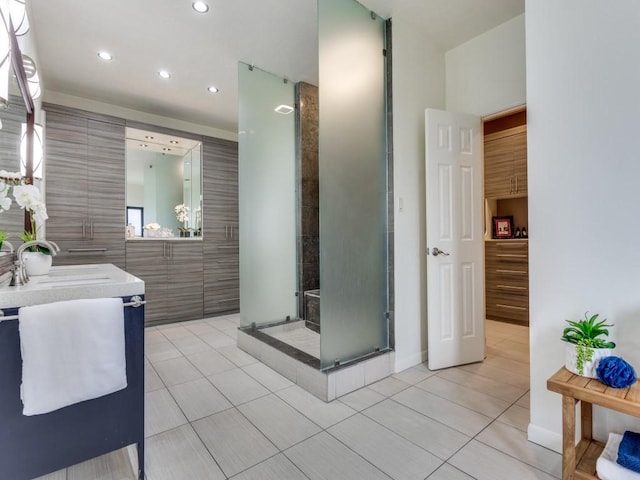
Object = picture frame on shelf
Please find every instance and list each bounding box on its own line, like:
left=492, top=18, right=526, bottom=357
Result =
left=493, top=216, right=513, bottom=239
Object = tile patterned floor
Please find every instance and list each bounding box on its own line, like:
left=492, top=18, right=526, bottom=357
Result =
left=37, top=318, right=561, bottom=480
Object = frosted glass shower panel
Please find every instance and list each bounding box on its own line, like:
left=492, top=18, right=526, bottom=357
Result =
left=319, top=0, right=388, bottom=369
left=238, top=63, right=297, bottom=328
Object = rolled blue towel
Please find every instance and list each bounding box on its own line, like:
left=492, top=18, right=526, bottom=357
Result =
left=597, top=356, right=637, bottom=388
left=618, top=430, right=640, bottom=473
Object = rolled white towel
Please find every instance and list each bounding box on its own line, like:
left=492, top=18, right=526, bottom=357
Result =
left=19, top=297, right=127, bottom=416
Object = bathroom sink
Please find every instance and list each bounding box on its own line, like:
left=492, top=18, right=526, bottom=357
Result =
left=35, top=274, right=111, bottom=288
left=38, top=277, right=111, bottom=288
left=44, top=267, right=105, bottom=278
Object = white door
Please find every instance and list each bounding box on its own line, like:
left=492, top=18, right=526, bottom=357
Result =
left=425, top=108, right=484, bottom=370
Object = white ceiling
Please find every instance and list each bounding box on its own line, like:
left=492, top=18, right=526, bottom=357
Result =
left=27, top=0, right=523, bottom=134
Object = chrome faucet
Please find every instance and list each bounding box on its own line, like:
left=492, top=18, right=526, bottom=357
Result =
left=10, top=240, right=58, bottom=286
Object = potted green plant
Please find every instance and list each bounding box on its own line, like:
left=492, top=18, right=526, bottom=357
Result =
left=562, top=312, right=616, bottom=377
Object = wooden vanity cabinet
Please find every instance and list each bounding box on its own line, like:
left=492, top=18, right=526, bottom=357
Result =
left=125, top=240, right=203, bottom=326
left=485, top=240, right=529, bottom=325
left=484, top=125, right=527, bottom=199
left=44, top=105, right=126, bottom=268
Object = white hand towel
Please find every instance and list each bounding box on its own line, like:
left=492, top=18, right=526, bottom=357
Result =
left=597, top=433, right=640, bottom=480
left=19, top=297, right=127, bottom=416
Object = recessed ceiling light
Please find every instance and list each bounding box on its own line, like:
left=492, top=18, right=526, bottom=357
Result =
left=98, top=51, right=112, bottom=61
left=144, top=135, right=154, bottom=140
left=274, top=104, right=294, bottom=114
left=163, top=147, right=171, bottom=152
left=140, top=143, right=148, bottom=148
left=158, top=70, right=171, bottom=79
left=170, top=140, right=179, bottom=144
left=207, top=86, right=219, bottom=94
left=192, top=1, right=209, bottom=13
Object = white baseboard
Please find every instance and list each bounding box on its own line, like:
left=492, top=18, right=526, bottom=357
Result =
left=528, top=423, right=562, bottom=453
left=394, top=349, right=428, bottom=372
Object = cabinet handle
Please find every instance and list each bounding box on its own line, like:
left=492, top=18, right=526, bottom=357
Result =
left=230, top=226, right=233, bottom=240
left=496, top=254, right=527, bottom=258
left=496, top=242, right=527, bottom=247
left=224, top=225, right=228, bottom=239
left=515, top=175, right=518, bottom=193
left=68, top=248, right=108, bottom=253
left=163, top=242, right=166, bottom=258
left=496, top=269, right=527, bottom=275
left=90, top=221, right=94, bottom=239
left=497, top=285, right=527, bottom=291
left=509, top=177, right=513, bottom=194
left=82, top=220, right=86, bottom=239
left=170, top=243, right=174, bottom=257
left=496, top=304, right=527, bottom=311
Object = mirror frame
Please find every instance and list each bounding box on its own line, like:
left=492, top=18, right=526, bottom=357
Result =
left=8, top=14, right=36, bottom=232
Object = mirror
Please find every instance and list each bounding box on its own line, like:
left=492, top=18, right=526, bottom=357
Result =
left=0, top=89, right=28, bottom=242
left=125, top=127, right=203, bottom=239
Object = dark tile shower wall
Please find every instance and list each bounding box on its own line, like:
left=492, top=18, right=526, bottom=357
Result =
left=295, top=82, right=320, bottom=326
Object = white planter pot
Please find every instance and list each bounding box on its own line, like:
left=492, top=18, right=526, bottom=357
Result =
left=565, top=342, right=613, bottom=378
left=22, top=251, right=53, bottom=276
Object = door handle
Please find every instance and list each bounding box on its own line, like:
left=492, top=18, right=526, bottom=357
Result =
left=431, top=247, right=450, bottom=257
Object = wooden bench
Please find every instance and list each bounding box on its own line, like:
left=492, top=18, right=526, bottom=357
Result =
left=547, top=367, right=640, bottom=479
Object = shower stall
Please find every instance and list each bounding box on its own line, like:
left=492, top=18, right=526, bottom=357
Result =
left=237, top=0, right=393, bottom=401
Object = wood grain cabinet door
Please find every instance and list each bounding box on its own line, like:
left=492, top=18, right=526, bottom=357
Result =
left=44, top=106, right=126, bottom=267
left=484, top=126, right=527, bottom=199
left=202, top=137, right=239, bottom=316
left=45, top=110, right=89, bottom=262
left=166, top=242, right=204, bottom=322
left=125, top=241, right=168, bottom=326
left=86, top=119, right=126, bottom=268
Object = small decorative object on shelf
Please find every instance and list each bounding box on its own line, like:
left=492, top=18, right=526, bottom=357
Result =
left=562, top=312, right=616, bottom=377
left=178, top=227, right=192, bottom=238
left=492, top=216, right=513, bottom=239
left=514, top=227, right=522, bottom=238
left=174, top=204, right=190, bottom=229
left=521, top=227, right=528, bottom=238
left=596, top=356, right=637, bottom=388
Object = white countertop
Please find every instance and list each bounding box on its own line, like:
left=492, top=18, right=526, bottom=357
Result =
left=0, top=264, right=145, bottom=308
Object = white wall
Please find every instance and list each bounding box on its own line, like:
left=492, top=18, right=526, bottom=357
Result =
left=391, top=17, right=445, bottom=371
left=527, top=0, right=640, bottom=451
left=446, top=14, right=525, bottom=116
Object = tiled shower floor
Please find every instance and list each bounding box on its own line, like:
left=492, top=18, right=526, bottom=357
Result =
left=36, top=318, right=560, bottom=480
left=261, top=321, right=320, bottom=359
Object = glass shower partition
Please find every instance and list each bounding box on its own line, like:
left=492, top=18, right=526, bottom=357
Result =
left=238, top=63, right=297, bottom=328
left=318, top=0, right=389, bottom=370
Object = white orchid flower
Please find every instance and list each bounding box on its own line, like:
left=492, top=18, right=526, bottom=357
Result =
left=13, top=184, right=42, bottom=209
left=0, top=195, right=11, bottom=212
